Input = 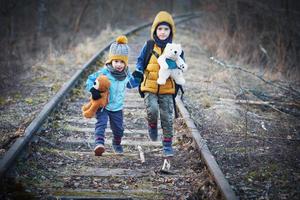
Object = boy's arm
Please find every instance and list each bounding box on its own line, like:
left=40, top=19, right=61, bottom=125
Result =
left=126, top=68, right=139, bottom=88
left=131, top=42, right=147, bottom=84
left=135, top=42, right=147, bottom=73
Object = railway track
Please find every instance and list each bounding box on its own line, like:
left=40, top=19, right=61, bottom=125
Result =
left=0, top=13, right=238, bottom=200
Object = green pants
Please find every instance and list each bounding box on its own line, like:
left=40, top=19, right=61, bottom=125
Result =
left=144, top=92, right=174, bottom=138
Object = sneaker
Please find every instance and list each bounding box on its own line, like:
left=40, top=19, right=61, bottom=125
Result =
left=148, top=124, right=158, bottom=141
left=94, top=144, right=105, bottom=156
left=112, top=144, right=124, bottom=155
left=163, top=146, right=174, bottom=157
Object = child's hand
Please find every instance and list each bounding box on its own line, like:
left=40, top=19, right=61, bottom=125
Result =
left=132, top=71, right=143, bottom=83
left=90, top=87, right=101, bottom=100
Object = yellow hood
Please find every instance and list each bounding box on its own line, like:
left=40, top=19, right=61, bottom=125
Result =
left=150, top=11, right=175, bottom=40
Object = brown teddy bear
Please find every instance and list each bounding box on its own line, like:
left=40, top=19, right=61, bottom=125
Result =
left=82, top=75, right=110, bottom=118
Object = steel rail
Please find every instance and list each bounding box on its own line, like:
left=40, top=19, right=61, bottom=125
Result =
left=176, top=97, right=239, bottom=200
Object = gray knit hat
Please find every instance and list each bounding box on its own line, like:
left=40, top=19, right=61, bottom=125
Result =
left=105, top=35, right=129, bottom=66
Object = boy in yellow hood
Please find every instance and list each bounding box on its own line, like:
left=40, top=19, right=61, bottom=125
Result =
left=133, top=11, right=184, bottom=157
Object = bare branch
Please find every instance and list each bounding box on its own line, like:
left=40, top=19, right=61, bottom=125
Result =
left=210, top=56, right=300, bottom=99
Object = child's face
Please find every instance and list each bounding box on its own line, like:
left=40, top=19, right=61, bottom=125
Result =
left=156, top=25, right=171, bottom=40
left=112, top=60, right=126, bottom=72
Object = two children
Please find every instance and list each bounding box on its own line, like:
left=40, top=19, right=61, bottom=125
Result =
left=85, top=11, right=182, bottom=158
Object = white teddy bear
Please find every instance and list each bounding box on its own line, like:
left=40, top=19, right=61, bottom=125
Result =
left=157, top=43, right=188, bottom=85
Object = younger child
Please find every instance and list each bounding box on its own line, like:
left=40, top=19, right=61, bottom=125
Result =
left=85, top=35, right=138, bottom=156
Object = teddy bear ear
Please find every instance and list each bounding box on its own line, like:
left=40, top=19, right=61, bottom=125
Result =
left=93, top=79, right=99, bottom=89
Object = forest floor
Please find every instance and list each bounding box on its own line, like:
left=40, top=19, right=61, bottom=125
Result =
left=0, top=18, right=299, bottom=199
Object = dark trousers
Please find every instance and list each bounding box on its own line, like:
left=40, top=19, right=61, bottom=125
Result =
left=94, top=108, right=124, bottom=146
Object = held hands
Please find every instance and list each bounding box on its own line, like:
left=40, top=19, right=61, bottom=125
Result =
left=132, top=70, right=143, bottom=83
left=90, top=87, right=101, bottom=100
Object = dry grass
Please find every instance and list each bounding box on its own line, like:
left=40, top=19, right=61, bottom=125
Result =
left=193, top=1, right=300, bottom=83
left=73, top=25, right=123, bottom=65
left=33, top=26, right=123, bottom=84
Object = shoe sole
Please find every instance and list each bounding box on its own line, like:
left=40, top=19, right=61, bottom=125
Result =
left=94, top=146, right=105, bottom=156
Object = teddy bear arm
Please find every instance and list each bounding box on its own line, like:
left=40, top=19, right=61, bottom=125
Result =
left=158, top=56, right=169, bottom=70
left=82, top=101, right=92, bottom=112
left=176, top=57, right=188, bottom=72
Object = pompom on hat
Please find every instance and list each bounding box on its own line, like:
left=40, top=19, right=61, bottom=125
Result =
left=106, top=35, right=129, bottom=66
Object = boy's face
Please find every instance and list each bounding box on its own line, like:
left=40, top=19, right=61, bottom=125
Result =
left=156, top=25, right=171, bottom=40
left=112, top=60, right=126, bottom=72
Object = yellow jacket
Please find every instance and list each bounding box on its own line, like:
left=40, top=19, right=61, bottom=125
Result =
left=141, top=11, right=176, bottom=94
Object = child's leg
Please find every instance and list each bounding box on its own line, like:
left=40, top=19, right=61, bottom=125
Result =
left=144, top=92, right=159, bottom=141
left=158, top=94, right=174, bottom=157
left=108, top=110, right=124, bottom=154
left=95, top=108, right=108, bottom=146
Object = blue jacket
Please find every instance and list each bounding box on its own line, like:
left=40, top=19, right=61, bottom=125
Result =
left=135, top=43, right=148, bottom=73
left=85, top=67, right=138, bottom=111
